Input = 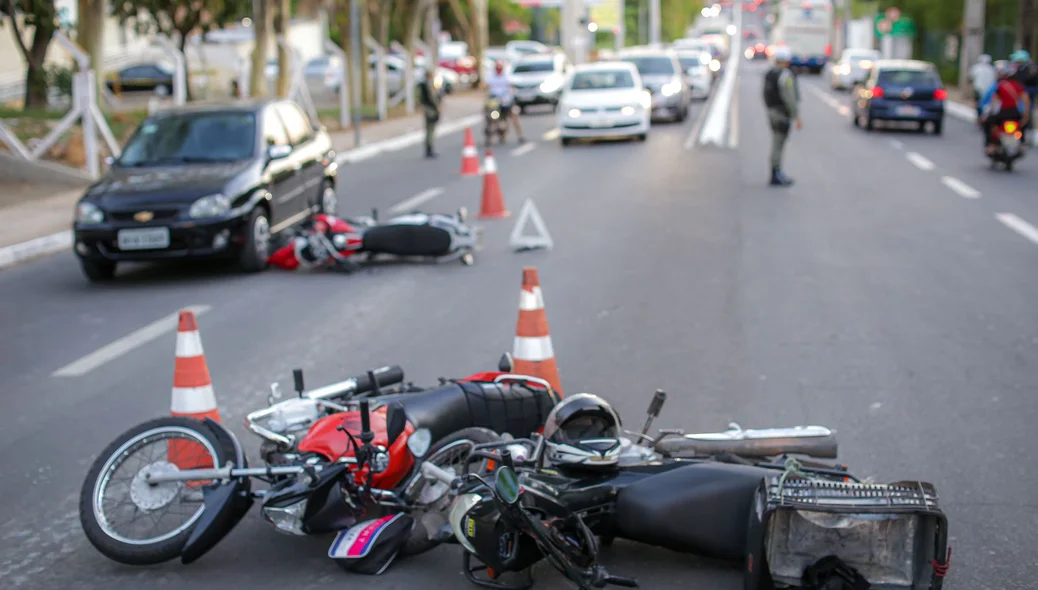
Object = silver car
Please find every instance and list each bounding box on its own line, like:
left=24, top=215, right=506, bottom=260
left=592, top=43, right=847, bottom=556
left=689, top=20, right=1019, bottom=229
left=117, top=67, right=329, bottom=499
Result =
left=830, top=49, right=881, bottom=91
left=509, top=53, right=571, bottom=113
left=617, top=48, right=690, bottom=122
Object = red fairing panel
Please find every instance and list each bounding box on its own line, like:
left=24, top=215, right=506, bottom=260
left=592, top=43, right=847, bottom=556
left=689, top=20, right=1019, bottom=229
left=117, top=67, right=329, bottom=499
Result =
left=298, top=404, right=416, bottom=489
left=268, top=242, right=300, bottom=270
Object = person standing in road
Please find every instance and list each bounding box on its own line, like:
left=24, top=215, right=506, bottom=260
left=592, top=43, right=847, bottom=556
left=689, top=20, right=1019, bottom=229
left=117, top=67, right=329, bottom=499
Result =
left=762, top=45, right=801, bottom=186
left=969, top=54, right=996, bottom=117
left=417, top=68, right=441, bottom=158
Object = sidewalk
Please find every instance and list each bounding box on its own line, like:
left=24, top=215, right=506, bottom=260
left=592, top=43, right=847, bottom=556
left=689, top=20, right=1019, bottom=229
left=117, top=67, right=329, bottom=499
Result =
left=0, top=91, right=485, bottom=270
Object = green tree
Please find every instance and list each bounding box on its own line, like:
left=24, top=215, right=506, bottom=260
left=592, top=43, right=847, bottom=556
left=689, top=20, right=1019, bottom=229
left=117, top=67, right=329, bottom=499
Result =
left=1, top=0, right=59, bottom=109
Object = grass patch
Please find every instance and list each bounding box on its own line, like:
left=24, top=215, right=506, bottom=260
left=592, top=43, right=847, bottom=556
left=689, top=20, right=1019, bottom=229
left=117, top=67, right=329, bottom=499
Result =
left=0, top=107, right=67, bottom=121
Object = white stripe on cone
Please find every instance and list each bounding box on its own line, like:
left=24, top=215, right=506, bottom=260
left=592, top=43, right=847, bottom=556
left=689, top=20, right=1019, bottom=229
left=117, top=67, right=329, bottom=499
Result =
left=484, top=155, right=497, bottom=174
left=518, top=287, right=545, bottom=311
left=463, top=145, right=477, bottom=156
left=514, top=336, right=555, bottom=362
left=172, top=385, right=218, bottom=414
left=175, top=330, right=205, bottom=358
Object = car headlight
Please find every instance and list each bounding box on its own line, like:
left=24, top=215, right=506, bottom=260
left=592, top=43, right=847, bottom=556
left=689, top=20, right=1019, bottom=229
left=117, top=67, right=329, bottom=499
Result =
left=621, top=106, right=636, bottom=115
left=189, top=193, right=230, bottom=218
left=639, top=92, right=651, bottom=109
left=567, top=108, right=581, bottom=118
left=699, top=54, right=711, bottom=65
left=709, top=60, right=721, bottom=72
left=661, top=80, right=682, bottom=97
left=539, top=76, right=563, bottom=93
left=76, top=201, right=104, bottom=224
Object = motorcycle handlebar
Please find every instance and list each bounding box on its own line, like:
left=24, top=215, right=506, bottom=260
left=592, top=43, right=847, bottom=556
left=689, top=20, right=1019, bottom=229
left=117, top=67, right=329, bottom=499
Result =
left=304, top=365, right=404, bottom=401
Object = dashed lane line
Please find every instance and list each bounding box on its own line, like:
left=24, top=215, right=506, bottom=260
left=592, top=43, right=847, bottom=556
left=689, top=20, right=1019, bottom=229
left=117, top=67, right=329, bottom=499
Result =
left=941, top=176, right=981, bottom=199
left=996, top=213, right=1038, bottom=246
left=543, top=128, right=560, bottom=141
left=511, top=143, right=537, bottom=157
left=906, top=152, right=935, bottom=171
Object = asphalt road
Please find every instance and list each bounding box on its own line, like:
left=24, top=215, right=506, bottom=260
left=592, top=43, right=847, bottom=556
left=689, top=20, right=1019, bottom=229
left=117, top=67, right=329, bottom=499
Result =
left=2, top=62, right=1037, bottom=589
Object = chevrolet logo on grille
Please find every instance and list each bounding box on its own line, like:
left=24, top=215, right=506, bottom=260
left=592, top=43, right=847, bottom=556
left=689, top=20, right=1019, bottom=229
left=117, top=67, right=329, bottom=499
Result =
left=134, top=211, right=154, bottom=222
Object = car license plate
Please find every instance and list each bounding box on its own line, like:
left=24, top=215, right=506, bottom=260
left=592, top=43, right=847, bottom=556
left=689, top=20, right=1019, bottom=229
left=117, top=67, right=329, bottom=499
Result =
left=896, top=105, right=921, bottom=117
left=590, top=117, right=611, bottom=128
left=117, top=227, right=170, bottom=250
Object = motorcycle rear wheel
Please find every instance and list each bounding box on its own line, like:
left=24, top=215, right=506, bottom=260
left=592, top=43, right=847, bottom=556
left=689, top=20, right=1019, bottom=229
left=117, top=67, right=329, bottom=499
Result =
left=79, top=417, right=233, bottom=565
left=402, top=427, right=501, bottom=556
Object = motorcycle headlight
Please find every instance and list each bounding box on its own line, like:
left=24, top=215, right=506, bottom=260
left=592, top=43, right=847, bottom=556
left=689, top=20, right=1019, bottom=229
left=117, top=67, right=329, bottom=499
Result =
left=661, top=80, right=682, bottom=97
left=448, top=493, right=483, bottom=554
left=76, top=201, right=104, bottom=224
left=189, top=193, right=230, bottom=218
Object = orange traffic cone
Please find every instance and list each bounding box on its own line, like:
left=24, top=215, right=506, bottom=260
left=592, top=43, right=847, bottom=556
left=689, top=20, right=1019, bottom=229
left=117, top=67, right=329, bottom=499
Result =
left=512, top=267, right=562, bottom=396
left=479, top=149, right=510, bottom=218
left=168, top=310, right=221, bottom=472
left=460, top=127, right=480, bottom=176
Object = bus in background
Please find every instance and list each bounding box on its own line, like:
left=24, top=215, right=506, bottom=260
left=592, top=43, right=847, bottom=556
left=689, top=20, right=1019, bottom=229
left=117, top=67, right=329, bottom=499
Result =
left=770, top=0, right=833, bottom=74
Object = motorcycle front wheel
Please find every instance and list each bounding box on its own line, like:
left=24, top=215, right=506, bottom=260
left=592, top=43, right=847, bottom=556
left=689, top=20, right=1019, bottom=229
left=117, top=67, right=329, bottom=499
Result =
left=401, top=427, right=501, bottom=556
left=79, top=416, right=233, bottom=565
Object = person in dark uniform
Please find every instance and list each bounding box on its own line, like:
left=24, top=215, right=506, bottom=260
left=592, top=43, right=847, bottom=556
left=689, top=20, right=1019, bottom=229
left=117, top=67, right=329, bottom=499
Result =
left=417, top=69, right=441, bottom=158
left=762, top=45, right=801, bottom=186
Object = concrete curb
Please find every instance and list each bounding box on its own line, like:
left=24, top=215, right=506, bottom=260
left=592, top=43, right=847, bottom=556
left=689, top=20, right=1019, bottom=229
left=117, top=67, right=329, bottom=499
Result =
left=0, top=114, right=484, bottom=272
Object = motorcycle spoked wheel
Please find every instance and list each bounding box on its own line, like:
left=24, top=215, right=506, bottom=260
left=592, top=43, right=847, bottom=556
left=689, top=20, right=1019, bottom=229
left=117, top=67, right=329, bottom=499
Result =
left=79, top=417, right=235, bottom=565
left=400, top=427, right=502, bottom=556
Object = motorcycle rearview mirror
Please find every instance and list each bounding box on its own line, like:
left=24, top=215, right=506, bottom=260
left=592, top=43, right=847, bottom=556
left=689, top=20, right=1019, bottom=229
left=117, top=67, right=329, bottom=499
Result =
left=641, top=389, right=667, bottom=437
left=498, top=352, right=514, bottom=373
left=407, top=427, right=432, bottom=459
left=386, top=402, right=407, bottom=447
left=293, top=368, right=305, bottom=397
left=494, top=465, right=521, bottom=506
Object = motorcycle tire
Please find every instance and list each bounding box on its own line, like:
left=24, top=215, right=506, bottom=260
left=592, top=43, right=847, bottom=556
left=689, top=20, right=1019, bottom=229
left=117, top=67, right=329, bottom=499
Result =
left=79, top=417, right=235, bottom=566
left=401, top=427, right=502, bottom=557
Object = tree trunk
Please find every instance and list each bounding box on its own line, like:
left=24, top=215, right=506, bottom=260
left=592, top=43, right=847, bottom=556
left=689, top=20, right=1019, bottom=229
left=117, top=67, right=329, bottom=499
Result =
left=77, top=0, right=106, bottom=98
left=23, top=17, right=56, bottom=109
left=176, top=31, right=194, bottom=101
left=251, top=0, right=273, bottom=97
left=1020, top=0, right=1036, bottom=56
left=297, top=0, right=323, bottom=19
left=275, top=0, right=292, bottom=97
left=361, top=0, right=374, bottom=105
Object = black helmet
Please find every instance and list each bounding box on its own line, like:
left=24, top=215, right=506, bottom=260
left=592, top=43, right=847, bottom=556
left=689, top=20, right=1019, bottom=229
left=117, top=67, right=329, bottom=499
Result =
left=542, top=393, right=622, bottom=470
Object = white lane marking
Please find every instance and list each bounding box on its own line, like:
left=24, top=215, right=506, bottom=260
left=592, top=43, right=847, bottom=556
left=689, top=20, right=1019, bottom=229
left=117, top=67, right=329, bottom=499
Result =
left=52, top=305, right=212, bottom=378
left=543, top=128, right=560, bottom=141
left=890, top=139, right=904, bottom=150
left=996, top=213, right=1038, bottom=246
left=941, top=176, right=981, bottom=199
left=905, top=152, right=935, bottom=171
left=335, top=114, right=482, bottom=165
left=836, top=105, right=850, bottom=117
left=511, top=143, right=537, bottom=157
left=388, top=187, right=445, bottom=214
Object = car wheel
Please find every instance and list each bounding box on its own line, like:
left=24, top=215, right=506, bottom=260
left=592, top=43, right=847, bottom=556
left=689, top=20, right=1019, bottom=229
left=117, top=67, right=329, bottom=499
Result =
left=864, top=114, right=874, bottom=131
left=155, top=84, right=170, bottom=97
left=317, top=180, right=337, bottom=215
left=637, top=133, right=647, bottom=142
left=519, top=105, right=527, bottom=115
left=238, top=207, right=271, bottom=273
left=933, top=121, right=943, bottom=136
left=80, top=258, right=116, bottom=282
left=561, top=137, right=573, bottom=147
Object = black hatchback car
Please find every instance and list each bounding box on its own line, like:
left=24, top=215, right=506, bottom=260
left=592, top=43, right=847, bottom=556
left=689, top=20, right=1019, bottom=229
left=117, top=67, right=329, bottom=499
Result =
left=851, top=59, right=947, bottom=134
left=73, top=99, right=338, bottom=281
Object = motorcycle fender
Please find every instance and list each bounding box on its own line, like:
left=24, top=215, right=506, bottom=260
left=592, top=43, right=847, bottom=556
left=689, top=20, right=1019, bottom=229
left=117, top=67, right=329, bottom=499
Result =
left=180, top=478, right=255, bottom=564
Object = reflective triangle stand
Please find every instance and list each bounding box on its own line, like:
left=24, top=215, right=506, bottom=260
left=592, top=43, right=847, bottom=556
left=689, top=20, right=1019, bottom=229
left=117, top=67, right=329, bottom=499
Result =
left=509, top=199, right=554, bottom=252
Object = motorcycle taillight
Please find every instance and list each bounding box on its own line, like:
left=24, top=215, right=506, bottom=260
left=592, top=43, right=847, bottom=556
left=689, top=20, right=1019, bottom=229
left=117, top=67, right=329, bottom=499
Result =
left=1003, top=121, right=1020, bottom=134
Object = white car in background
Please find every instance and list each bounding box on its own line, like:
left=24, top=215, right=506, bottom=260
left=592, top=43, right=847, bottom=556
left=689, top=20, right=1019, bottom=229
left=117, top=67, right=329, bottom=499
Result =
left=557, top=61, right=650, bottom=146
left=674, top=49, right=713, bottom=99
left=830, top=48, right=881, bottom=90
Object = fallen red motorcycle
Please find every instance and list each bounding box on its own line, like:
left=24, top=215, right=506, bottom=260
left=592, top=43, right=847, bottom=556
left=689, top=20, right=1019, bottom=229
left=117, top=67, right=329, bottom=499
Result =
left=268, top=208, right=481, bottom=272
left=78, top=363, right=558, bottom=570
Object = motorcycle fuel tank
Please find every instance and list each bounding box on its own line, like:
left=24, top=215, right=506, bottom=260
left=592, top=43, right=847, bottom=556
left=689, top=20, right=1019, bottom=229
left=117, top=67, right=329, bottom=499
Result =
left=297, top=405, right=416, bottom=489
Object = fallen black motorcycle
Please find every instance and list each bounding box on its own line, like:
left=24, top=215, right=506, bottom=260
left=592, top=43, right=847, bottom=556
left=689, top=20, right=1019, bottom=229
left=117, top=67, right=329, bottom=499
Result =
left=440, top=390, right=951, bottom=590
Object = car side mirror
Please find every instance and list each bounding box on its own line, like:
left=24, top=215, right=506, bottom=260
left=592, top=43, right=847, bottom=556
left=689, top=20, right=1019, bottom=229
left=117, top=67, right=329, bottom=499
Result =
left=267, top=144, right=292, bottom=161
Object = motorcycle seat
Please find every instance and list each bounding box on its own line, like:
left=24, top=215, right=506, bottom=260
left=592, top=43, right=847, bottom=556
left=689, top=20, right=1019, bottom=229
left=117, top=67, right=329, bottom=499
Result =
left=382, top=381, right=555, bottom=443
left=614, top=462, right=768, bottom=562
left=362, top=223, right=453, bottom=257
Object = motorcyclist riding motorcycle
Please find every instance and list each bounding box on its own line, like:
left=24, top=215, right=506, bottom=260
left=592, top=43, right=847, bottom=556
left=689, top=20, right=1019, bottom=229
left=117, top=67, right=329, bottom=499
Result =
left=486, top=60, right=526, bottom=144
left=1009, top=49, right=1037, bottom=139
left=979, top=61, right=1031, bottom=155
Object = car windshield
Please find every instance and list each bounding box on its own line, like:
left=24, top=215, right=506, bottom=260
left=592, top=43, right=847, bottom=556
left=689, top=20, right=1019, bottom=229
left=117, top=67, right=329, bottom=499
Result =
left=570, top=70, right=635, bottom=90
left=622, top=56, right=676, bottom=75
left=117, top=112, right=257, bottom=167
left=512, top=61, right=554, bottom=73
left=877, top=69, right=940, bottom=86
left=849, top=54, right=877, bottom=64
left=678, top=54, right=706, bottom=69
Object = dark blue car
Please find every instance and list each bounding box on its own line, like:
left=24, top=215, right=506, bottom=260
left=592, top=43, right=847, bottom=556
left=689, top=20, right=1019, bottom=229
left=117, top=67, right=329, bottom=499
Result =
left=852, top=59, right=947, bottom=135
